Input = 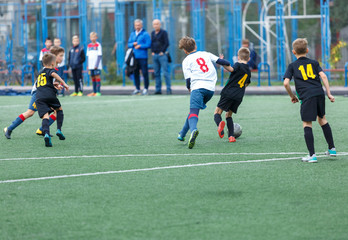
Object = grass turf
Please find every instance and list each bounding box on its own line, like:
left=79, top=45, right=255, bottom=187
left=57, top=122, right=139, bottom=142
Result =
left=0, top=95, right=348, bottom=240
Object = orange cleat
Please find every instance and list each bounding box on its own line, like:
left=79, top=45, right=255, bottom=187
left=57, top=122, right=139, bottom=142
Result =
left=218, top=121, right=225, bottom=138
left=87, top=92, right=96, bottom=97
left=228, top=136, right=236, bottom=142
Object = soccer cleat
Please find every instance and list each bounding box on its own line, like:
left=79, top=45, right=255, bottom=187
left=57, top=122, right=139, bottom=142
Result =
left=177, top=134, right=185, bottom=141
left=44, top=133, right=52, bottom=147
left=36, top=128, right=43, bottom=136
left=142, top=89, right=148, bottom=95
left=218, top=121, right=225, bottom=138
left=188, top=129, right=199, bottom=149
left=87, top=92, right=96, bottom=97
left=302, top=154, right=317, bottom=163
left=132, top=89, right=141, bottom=95
left=77, top=91, right=83, bottom=96
left=56, top=129, right=65, bottom=140
left=4, top=127, right=12, bottom=139
left=325, top=148, right=337, bottom=157
left=95, top=92, right=101, bottom=96
left=70, top=92, right=78, bottom=96
left=228, top=136, right=236, bottom=142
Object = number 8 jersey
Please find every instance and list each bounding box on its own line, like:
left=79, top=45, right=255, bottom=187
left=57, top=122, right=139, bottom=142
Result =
left=36, top=68, right=58, bottom=99
left=182, top=51, right=219, bottom=91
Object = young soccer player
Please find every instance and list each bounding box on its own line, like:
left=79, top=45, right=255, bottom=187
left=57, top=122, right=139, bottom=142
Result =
left=68, top=35, right=85, bottom=96
left=177, top=36, right=231, bottom=149
left=213, top=47, right=251, bottom=143
left=39, top=37, right=53, bottom=66
left=283, top=38, right=336, bottom=163
left=87, top=32, right=103, bottom=97
left=53, top=37, right=66, bottom=95
left=36, top=53, right=69, bottom=147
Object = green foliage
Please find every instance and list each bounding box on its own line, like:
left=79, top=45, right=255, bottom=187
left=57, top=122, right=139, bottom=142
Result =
left=103, top=60, right=122, bottom=84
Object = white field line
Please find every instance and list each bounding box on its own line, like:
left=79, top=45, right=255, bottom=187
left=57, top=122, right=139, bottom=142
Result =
left=0, top=96, right=185, bottom=109
left=0, top=152, right=309, bottom=162
left=1, top=153, right=348, bottom=184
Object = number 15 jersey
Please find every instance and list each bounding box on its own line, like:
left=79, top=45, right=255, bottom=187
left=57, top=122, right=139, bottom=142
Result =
left=36, top=68, right=58, bottom=99
left=182, top=51, right=219, bottom=91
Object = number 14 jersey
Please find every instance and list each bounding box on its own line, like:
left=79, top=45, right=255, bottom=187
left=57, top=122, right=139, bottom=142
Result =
left=182, top=51, right=219, bottom=91
left=36, top=68, right=58, bottom=99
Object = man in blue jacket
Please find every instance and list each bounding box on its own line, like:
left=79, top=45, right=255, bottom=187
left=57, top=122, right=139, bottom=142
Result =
left=127, top=19, right=152, bottom=95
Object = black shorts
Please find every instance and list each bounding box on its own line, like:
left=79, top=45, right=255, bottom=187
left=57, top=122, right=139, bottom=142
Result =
left=300, top=95, right=325, bottom=121
left=36, top=97, right=61, bottom=118
left=217, top=96, right=242, bottom=113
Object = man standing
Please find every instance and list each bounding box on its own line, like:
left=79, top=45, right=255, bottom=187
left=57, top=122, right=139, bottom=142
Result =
left=127, top=19, right=151, bottom=95
left=151, top=19, right=171, bottom=95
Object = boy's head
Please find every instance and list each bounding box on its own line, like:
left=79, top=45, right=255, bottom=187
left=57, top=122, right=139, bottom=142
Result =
left=45, top=37, right=52, bottom=49
left=72, top=35, right=80, bottom=46
left=238, top=47, right=250, bottom=62
left=54, top=37, right=61, bottom=47
left=292, top=38, right=308, bottom=55
left=42, top=53, right=56, bottom=68
left=50, top=46, right=65, bottom=64
left=178, top=36, right=197, bottom=54
left=90, top=32, right=98, bottom=42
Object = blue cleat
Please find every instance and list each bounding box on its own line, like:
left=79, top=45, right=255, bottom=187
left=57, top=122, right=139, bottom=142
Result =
left=188, top=129, right=199, bottom=149
left=302, top=154, right=317, bottom=163
left=44, top=133, right=52, bottom=147
left=56, top=129, right=65, bottom=140
left=177, top=134, right=185, bottom=142
left=4, top=127, right=12, bottom=139
left=325, top=148, right=336, bottom=157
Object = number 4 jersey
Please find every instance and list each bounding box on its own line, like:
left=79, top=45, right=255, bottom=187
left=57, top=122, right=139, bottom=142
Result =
left=220, top=62, right=251, bottom=101
left=36, top=68, right=58, bottom=99
left=283, top=57, right=324, bottom=101
left=182, top=51, right=219, bottom=91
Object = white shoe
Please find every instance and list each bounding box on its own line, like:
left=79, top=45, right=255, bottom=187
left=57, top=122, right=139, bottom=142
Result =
left=132, top=89, right=140, bottom=95
left=302, top=154, right=318, bottom=163
left=142, top=89, right=148, bottom=95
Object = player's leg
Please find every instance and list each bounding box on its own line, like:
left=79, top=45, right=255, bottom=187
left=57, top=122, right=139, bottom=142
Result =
left=95, top=73, right=101, bottom=96
left=77, top=67, right=83, bottom=96
left=55, top=107, right=65, bottom=140
left=214, top=107, right=224, bottom=138
left=36, top=111, right=56, bottom=136
left=153, top=54, right=162, bottom=94
left=178, top=114, right=189, bottom=141
left=4, top=109, right=35, bottom=139
left=71, top=68, right=79, bottom=96
left=41, top=113, right=52, bottom=147
left=88, top=71, right=96, bottom=96
left=318, top=116, right=336, bottom=156
left=225, top=110, right=236, bottom=142
left=300, top=97, right=317, bottom=162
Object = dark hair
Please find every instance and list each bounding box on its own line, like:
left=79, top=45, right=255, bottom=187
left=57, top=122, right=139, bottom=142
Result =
left=292, top=38, right=308, bottom=55
left=238, top=47, right=250, bottom=61
left=45, top=37, right=52, bottom=42
left=42, top=53, right=56, bottom=67
left=50, top=46, right=65, bottom=56
left=178, top=36, right=196, bottom=53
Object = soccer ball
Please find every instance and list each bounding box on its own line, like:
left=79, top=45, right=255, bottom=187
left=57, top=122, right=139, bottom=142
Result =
left=233, top=123, right=242, bottom=138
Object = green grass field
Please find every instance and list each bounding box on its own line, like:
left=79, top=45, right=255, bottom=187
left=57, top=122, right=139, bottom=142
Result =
left=0, top=95, right=348, bottom=240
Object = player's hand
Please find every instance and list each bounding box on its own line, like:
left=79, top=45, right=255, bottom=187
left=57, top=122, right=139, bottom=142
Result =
left=219, top=54, right=224, bottom=59
left=291, top=95, right=299, bottom=103
left=133, top=42, right=138, bottom=46
left=328, top=94, right=335, bottom=102
left=159, top=52, right=164, bottom=56
left=152, top=52, right=155, bottom=56
left=63, top=83, right=69, bottom=91
left=188, top=88, right=191, bottom=93
left=134, top=45, right=141, bottom=49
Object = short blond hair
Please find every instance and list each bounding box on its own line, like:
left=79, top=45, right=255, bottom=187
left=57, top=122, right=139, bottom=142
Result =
left=238, top=47, right=250, bottom=61
left=178, top=36, right=196, bottom=53
left=72, top=35, right=79, bottom=40
left=42, top=53, right=56, bottom=67
left=90, top=32, right=97, bottom=37
left=50, top=46, right=65, bottom=56
left=292, top=38, right=308, bottom=55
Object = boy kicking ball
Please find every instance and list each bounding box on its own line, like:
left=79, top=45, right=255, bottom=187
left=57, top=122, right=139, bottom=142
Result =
left=283, top=38, right=336, bottom=163
left=213, top=47, right=251, bottom=143
left=36, top=53, right=69, bottom=147
left=177, top=36, right=231, bottom=149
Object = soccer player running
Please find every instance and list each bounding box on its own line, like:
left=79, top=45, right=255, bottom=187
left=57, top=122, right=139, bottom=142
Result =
left=283, top=38, right=336, bottom=163
left=213, top=47, right=251, bottom=143
left=177, top=36, right=231, bottom=149
left=35, top=53, right=69, bottom=147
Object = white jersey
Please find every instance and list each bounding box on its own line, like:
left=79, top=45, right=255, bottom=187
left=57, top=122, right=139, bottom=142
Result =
left=182, top=51, right=219, bottom=91
left=87, top=41, right=102, bottom=70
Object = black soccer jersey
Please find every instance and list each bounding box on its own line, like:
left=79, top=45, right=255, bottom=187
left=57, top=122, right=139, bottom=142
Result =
left=36, top=68, right=58, bottom=99
left=220, top=62, right=251, bottom=101
left=283, top=57, right=324, bottom=101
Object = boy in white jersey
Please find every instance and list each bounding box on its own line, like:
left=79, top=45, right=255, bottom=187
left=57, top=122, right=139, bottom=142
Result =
left=177, top=36, right=231, bottom=149
left=87, top=32, right=103, bottom=96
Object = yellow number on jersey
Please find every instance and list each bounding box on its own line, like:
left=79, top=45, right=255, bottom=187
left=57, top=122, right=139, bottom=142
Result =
left=37, top=73, right=47, bottom=87
left=298, top=64, right=316, bottom=81
left=238, top=74, right=248, bottom=88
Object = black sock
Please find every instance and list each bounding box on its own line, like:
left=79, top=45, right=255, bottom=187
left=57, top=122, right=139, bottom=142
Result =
left=42, top=119, right=50, bottom=136
left=304, top=127, right=315, bottom=156
left=57, top=110, right=64, bottom=130
left=226, top=117, right=234, bottom=137
left=214, top=113, right=222, bottom=126
left=321, top=123, right=335, bottom=149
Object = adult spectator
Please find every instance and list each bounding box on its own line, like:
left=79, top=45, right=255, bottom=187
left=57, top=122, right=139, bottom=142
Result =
left=127, top=19, right=151, bottom=95
left=151, top=19, right=171, bottom=95
left=242, top=39, right=258, bottom=70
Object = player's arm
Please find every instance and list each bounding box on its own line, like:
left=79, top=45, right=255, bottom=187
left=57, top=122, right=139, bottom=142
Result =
left=215, top=55, right=233, bottom=72
left=52, top=72, right=69, bottom=91
left=283, top=78, right=298, bottom=103
left=319, top=71, right=335, bottom=102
